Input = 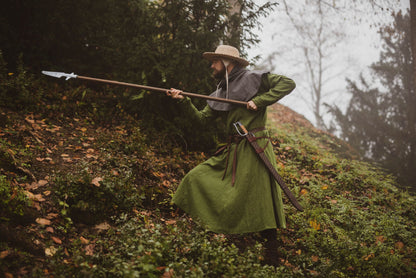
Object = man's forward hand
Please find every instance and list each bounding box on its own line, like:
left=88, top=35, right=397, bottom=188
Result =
left=167, top=88, right=184, bottom=99
left=247, top=100, right=257, bottom=111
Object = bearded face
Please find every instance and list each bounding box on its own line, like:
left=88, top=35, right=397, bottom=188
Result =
left=211, top=59, right=226, bottom=79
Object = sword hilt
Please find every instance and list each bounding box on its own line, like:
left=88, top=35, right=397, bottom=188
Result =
left=233, top=121, right=248, bottom=136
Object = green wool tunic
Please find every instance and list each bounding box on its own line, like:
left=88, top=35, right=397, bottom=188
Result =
left=173, top=73, right=296, bottom=234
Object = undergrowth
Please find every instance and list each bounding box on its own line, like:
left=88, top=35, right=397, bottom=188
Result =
left=1, top=66, right=415, bottom=277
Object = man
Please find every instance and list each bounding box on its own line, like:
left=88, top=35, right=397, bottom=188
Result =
left=166, top=45, right=296, bottom=266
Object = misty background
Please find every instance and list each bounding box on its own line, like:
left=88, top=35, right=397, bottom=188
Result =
left=249, top=0, right=410, bottom=129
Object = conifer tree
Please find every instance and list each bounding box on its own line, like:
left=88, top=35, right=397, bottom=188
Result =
left=330, top=11, right=416, bottom=189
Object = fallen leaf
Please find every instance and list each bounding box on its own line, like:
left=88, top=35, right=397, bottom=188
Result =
left=36, top=218, right=52, bottom=226
left=38, top=180, right=48, bottom=186
left=25, top=117, right=35, bottom=124
left=80, top=236, right=90, bottom=244
left=363, top=253, right=375, bottom=261
left=395, top=241, right=404, bottom=249
left=376, top=235, right=386, bottom=244
left=165, top=220, right=176, bottom=225
left=46, top=227, right=54, bottom=233
left=0, top=250, right=10, bottom=259
left=27, top=182, right=40, bottom=190
left=309, top=219, right=321, bottom=231
left=311, top=255, right=319, bottom=262
left=62, top=157, right=73, bottom=163
left=140, top=210, right=152, bottom=216
left=52, top=237, right=62, bottom=244
left=46, top=213, right=59, bottom=219
left=86, top=154, right=98, bottom=159
left=32, top=194, right=45, bottom=202
left=91, top=177, right=103, bottom=187
left=309, top=270, right=319, bottom=276
left=95, top=222, right=111, bottom=231
left=85, top=244, right=94, bottom=256
left=32, top=202, right=41, bottom=211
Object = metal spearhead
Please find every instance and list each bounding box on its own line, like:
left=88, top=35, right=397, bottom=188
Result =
left=42, top=71, right=77, bottom=80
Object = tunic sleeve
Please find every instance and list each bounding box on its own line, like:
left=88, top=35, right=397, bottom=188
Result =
left=251, top=74, right=296, bottom=108
left=178, top=96, right=217, bottom=124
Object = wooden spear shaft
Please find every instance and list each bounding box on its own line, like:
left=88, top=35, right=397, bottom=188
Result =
left=76, top=75, right=247, bottom=106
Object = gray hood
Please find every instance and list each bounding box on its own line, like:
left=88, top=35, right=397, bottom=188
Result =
left=207, top=67, right=268, bottom=111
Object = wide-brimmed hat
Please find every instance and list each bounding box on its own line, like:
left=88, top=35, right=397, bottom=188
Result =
left=203, top=45, right=249, bottom=67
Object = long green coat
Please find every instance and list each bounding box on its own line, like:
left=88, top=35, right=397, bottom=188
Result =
left=173, top=73, right=296, bottom=234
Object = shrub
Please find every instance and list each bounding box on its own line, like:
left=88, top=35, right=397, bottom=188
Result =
left=47, top=214, right=280, bottom=278
left=0, top=175, right=30, bottom=221
left=0, top=51, right=43, bottom=111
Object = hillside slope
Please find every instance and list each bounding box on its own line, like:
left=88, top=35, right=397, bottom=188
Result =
left=1, top=100, right=415, bottom=277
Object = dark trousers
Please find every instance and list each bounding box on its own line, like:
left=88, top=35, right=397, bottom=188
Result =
left=260, top=229, right=281, bottom=266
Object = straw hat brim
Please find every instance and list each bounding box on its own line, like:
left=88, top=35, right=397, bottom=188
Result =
left=203, top=52, right=249, bottom=67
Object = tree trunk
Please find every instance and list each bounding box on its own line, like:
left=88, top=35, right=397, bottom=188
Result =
left=410, top=0, right=416, bottom=91
left=227, top=0, right=242, bottom=46
left=409, top=0, right=416, bottom=187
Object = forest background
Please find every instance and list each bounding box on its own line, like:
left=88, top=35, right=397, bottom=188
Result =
left=250, top=0, right=415, bottom=189
left=0, top=0, right=416, bottom=276
left=1, top=0, right=415, bottom=189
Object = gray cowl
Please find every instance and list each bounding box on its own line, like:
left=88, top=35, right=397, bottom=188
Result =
left=207, top=66, right=269, bottom=111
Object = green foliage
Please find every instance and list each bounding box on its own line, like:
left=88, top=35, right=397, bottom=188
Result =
left=1, top=2, right=415, bottom=276
left=0, top=51, right=43, bottom=111
left=329, top=11, right=416, bottom=189
left=270, top=125, right=416, bottom=277
left=0, top=0, right=277, bottom=151
left=0, top=137, right=33, bottom=182
left=1, top=100, right=416, bottom=276
left=47, top=214, right=279, bottom=278
left=0, top=175, right=30, bottom=221
left=52, top=130, right=149, bottom=223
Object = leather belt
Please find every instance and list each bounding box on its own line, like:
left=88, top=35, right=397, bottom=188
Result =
left=214, top=126, right=268, bottom=186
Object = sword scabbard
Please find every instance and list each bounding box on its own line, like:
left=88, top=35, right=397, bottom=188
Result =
left=233, top=122, right=304, bottom=212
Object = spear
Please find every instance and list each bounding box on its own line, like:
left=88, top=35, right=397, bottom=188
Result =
left=41, top=71, right=247, bottom=106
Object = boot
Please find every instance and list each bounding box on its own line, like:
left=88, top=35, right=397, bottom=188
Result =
left=260, top=229, right=281, bottom=267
